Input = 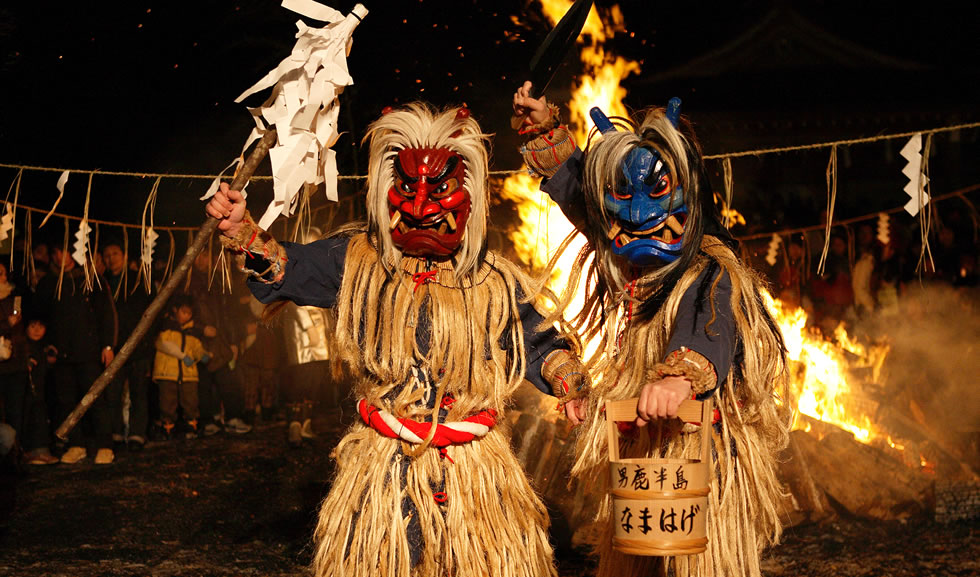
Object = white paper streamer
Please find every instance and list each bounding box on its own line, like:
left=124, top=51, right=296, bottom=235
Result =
left=139, top=177, right=161, bottom=293
left=40, top=170, right=70, bottom=228
left=72, top=220, right=91, bottom=266
left=236, top=1, right=368, bottom=230
left=900, top=134, right=930, bottom=216
left=765, top=234, right=782, bottom=266
left=876, top=213, right=890, bottom=245
left=142, top=228, right=158, bottom=271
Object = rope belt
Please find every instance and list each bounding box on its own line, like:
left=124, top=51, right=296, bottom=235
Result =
left=357, top=398, right=497, bottom=463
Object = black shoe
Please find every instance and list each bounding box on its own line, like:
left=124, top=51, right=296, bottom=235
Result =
left=148, top=423, right=167, bottom=442
left=262, top=407, right=277, bottom=423
left=127, top=439, right=144, bottom=452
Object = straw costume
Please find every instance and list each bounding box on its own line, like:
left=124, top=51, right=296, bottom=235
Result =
left=515, top=94, right=790, bottom=577
left=217, top=103, right=584, bottom=577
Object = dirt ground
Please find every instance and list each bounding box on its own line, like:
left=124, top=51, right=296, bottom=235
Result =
left=0, top=409, right=975, bottom=577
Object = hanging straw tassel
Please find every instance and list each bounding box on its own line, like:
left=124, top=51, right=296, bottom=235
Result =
left=23, top=211, right=34, bottom=288
left=722, top=157, right=734, bottom=229
left=79, top=173, right=95, bottom=292
left=54, top=128, right=278, bottom=442
left=163, top=230, right=176, bottom=288
left=916, top=134, right=936, bottom=274
left=216, top=238, right=232, bottom=294
left=122, top=225, right=133, bottom=300
left=6, top=169, right=22, bottom=272
left=56, top=217, right=69, bottom=301
left=91, top=221, right=102, bottom=291
left=138, top=177, right=162, bottom=294
left=816, top=145, right=838, bottom=276
left=40, top=171, right=69, bottom=228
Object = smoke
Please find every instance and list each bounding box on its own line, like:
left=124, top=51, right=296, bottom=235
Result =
left=862, top=282, right=980, bottom=433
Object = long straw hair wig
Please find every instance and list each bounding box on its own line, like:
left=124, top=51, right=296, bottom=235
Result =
left=363, top=102, right=491, bottom=280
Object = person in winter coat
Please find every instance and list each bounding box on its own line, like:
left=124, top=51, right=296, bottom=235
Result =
left=33, top=245, right=117, bottom=465
left=152, top=295, right=210, bottom=440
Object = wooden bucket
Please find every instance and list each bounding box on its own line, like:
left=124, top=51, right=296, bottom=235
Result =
left=605, top=397, right=713, bottom=556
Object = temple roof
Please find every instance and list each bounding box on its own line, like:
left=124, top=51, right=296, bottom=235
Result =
left=636, top=3, right=929, bottom=86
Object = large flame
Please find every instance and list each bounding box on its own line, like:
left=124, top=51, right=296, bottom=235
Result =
left=763, top=291, right=890, bottom=443
left=501, top=1, right=638, bottom=335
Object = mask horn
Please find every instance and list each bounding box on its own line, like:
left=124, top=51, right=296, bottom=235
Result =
left=451, top=107, right=471, bottom=137
left=590, top=107, right=617, bottom=134
left=666, top=97, right=681, bottom=127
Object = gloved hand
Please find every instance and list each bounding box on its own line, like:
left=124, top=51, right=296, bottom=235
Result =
left=182, top=355, right=195, bottom=367
left=200, top=354, right=211, bottom=365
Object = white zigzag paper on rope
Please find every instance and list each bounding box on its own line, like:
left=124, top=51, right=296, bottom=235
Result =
left=234, top=1, right=368, bottom=230
left=142, top=227, right=158, bottom=271
left=765, top=234, right=782, bottom=266
left=876, top=213, right=890, bottom=245
left=72, top=219, right=92, bottom=265
left=0, top=203, right=13, bottom=242
left=900, top=134, right=930, bottom=216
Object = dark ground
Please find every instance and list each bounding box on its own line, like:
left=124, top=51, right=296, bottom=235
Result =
left=0, top=409, right=975, bottom=577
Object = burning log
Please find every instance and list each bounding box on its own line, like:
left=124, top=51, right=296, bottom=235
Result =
left=776, top=430, right=834, bottom=526
left=794, top=428, right=934, bottom=521
left=875, top=405, right=978, bottom=481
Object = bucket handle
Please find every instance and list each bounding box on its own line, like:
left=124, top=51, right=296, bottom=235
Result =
left=605, top=397, right=713, bottom=465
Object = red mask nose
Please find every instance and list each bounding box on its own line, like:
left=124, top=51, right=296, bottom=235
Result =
left=411, top=164, right=433, bottom=219
left=412, top=178, right=430, bottom=219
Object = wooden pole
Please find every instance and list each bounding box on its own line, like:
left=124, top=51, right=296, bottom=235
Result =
left=55, top=129, right=278, bottom=441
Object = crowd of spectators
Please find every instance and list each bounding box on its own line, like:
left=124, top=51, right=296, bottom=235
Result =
left=2, top=214, right=975, bottom=468
left=0, top=234, right=346, bottom=469
left=767, top=213, right=978, bottom=336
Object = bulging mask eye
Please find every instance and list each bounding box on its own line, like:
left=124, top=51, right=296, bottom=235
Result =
left=652, top=173, right=672, bottom=196
left=609, top=182, right=631, bottom=200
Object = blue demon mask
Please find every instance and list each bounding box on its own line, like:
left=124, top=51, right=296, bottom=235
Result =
left=591, top=100, right=687, bottom=266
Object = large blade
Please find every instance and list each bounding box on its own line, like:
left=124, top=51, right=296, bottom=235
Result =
left=527, top=0, right=593, bottom=97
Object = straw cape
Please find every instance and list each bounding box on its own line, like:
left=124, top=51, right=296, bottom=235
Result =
left=573, top=237, right=790, bottom=577
left=311, top=233, right=558, bottom=577
left=222, top=103, right=576, bottom=577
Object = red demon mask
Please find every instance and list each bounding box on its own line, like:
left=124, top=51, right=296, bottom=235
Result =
left=387, top=147, right=471, bottom=257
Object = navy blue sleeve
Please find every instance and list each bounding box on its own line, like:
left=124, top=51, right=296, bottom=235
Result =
left=539, top=148, right=587, bottom=230
left=519, top=299, right=573, bottom=397
left=246, top=236, right=350, bottom=309
left=665, top=266, right=736, bottom=389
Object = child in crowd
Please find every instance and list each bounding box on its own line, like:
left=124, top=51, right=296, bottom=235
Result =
left=152, top=295, right=210, bottom=440
left=23, top=316, right=59, bottom=465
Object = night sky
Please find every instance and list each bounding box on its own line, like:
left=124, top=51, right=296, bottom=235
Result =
left=0, top=0, right=977, bottom=232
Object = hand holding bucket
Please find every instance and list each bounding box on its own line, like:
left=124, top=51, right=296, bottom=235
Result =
left=605, top=397, right=713, bottom=556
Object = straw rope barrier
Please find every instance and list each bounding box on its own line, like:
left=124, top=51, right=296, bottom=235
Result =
left=1, top=120, right=977, bottom=239
left=735, top=184, right=980, bottom=242
left=2, top=120, right=976, bottom=180
left=701, top=120, right=980, bottom=160
left=6, top=203, right=199, bottom=231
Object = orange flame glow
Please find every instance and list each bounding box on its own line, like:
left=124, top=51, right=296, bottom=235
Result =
left=502, top=1, right=639, bottom=335
left=763, top=291, right=890, bottom=443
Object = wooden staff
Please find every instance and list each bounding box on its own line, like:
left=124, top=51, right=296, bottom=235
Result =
left=55, top=129, right=278, bottom=441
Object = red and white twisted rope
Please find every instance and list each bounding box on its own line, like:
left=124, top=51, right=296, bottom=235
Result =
left=357, top=398, right=497, bottom=448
